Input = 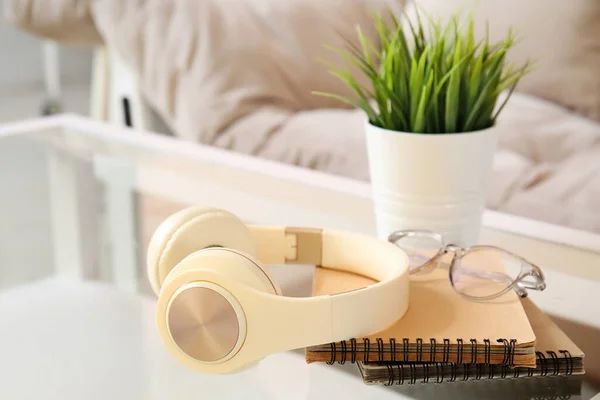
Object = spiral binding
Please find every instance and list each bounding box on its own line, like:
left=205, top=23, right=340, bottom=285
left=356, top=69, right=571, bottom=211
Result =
left=416, top=338, right=423, bottom=362
left=548, top=351, right=559, bottom=375
left=448, top=362, right=457, bottom=382
left=537, top=351, right=548, bottom=376
left=409, top=364, right=417, bottom=384
left=376, top=347, right=575, bottom=385
left=363, top=338, right=371, bottom=365
left=462, top=364, right=470, bottom=381
left=483, top=339, right=491, bottom=365
left=339, top=337, right=496, bottom=367
left=475, top=364, right=484, bottom=380
left=498, top=339, right=510, bottom=364
left=340, top=340, right=347, bottom=365
left=470, top=339, right=478, bottom=364
left=501, top=364, right=509, bottom=379
left=560, top=350, right=573, bottom=376
left=327, top=342, right=336, bottom=365
left=385, top=364, right=393, bottom=386
left=327, top=338, right=574, bottom=384
left=377, top=338, right=385, bottom=363
left=456, top=338, right=464, bottom=364
left=443, top=339, right=451, bottom=363
left=435, top=363, right=444, bottom=383
left=397, top=364, right=405, bottom=385
left=488, top=364, right=495, bottom=380
left=402, top=338, right=409, bottom=362
left=509, top=339, right=517, bottom=365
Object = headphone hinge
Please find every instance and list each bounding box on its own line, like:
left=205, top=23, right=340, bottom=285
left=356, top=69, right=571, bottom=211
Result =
left=284, top=227, right=323, bottom=266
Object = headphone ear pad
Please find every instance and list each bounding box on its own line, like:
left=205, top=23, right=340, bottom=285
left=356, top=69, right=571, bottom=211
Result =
left=147, top=206, right=256, bottom=295
left=162, top=247, right=282, bottom=296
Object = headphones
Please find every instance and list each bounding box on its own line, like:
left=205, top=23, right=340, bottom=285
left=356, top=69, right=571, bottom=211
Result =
left=148, top=206, right=410, bottom=374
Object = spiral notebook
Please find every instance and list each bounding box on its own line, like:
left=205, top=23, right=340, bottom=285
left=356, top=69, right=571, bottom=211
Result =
left=305, top=255, right=537, bottom=367
left=357, top=298, right=584, bottom=385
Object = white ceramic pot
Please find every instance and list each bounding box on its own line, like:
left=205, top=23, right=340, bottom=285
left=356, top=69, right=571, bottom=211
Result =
left=365, top=120, right=499, bottom=247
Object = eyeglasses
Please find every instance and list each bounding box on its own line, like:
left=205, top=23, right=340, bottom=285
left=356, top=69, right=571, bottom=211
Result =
left=388, top=230, right=547, bottom=301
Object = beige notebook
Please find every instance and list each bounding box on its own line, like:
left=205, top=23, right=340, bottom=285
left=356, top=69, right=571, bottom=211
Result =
left=358, top=297, right=585, bottom=385
left=306, top=260, right=537, bottom=367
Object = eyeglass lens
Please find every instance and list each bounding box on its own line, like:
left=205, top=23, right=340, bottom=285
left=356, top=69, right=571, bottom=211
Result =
left=392, top=232, right=527, bottom=298
left=391, top=232, right=444, bottom=272
left=451, top=247, right=525, bottom=298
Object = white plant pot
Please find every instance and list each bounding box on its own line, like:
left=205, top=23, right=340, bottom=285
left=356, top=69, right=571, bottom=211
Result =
left=365, top=120, right=499, bottom=247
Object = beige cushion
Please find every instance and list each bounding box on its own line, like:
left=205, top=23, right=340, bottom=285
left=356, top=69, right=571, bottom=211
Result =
left=488, top=93, right=600, bottom=231
left=91, top=0, right=405, bottom=144
left=402, top=0, right=600, bottom=121
left=216, top=106, right=371, bottom=180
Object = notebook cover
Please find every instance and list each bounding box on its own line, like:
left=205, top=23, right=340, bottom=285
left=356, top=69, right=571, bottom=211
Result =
left=522, top=297, right=584, bottom=374
left=358, top=297, right=584, bottom=385
left=305, top=253, right=537, bottom=367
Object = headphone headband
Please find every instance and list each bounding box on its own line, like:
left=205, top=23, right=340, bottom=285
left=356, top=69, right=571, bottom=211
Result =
left=249, top=225, right=407, bottom=282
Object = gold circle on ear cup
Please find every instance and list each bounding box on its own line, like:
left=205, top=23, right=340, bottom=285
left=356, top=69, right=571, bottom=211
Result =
left=146, top=206, right=257, bottom=295
left=167, top=282, right=245, bottom=363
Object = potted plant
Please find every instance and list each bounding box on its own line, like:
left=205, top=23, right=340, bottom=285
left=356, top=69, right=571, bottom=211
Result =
left=315, top=9, right=531, bottom=246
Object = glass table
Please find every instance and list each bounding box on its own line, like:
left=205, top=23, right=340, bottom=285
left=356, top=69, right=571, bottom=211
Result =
left=1, top=115, right=599, bottom=400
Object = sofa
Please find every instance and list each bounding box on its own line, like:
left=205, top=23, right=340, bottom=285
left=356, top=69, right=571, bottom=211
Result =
left=5, top=0, right=600, bottom=233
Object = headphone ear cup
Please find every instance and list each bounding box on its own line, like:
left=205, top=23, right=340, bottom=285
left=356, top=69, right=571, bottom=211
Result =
left=147, top=206, right=256, bottom=295
left=157, top=248, right=281, bottom=371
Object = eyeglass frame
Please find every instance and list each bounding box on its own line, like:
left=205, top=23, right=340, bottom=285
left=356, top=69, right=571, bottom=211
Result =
left=388, top=230, right=547, bottom=301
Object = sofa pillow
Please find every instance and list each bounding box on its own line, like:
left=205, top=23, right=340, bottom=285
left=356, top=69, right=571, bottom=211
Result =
left=402, top=0, right=600, bottom=122
left=91, top=0, right=406, bottom=144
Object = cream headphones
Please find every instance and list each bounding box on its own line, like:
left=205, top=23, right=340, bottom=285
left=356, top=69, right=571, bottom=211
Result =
left=148, top=206, right=410, bottom=374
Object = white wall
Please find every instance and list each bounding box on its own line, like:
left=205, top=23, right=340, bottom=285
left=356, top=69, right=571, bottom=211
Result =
left=0, top=7, right=92, bottom=92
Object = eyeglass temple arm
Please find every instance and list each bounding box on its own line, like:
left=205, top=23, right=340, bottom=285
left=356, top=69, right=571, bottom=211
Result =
left=456, top=268, right=542, bottom=291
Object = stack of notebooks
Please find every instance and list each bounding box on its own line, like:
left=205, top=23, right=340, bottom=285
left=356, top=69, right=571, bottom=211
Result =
left=306, top=257, right=585, bottom=396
